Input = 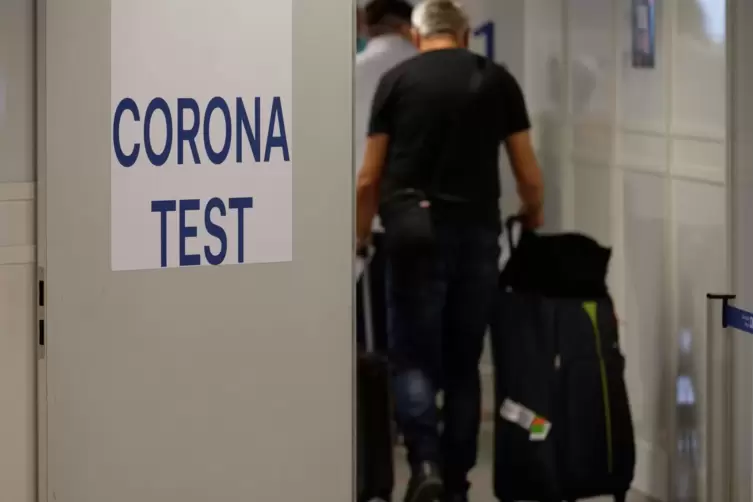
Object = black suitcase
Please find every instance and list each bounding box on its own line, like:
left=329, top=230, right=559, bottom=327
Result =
left=491, top=219, right=635, bottom=502
left=556, top=298, right=635, bottom=502
left=356, top=249, right=394, bottom=502
left=491, top=292, right=561, bottom=502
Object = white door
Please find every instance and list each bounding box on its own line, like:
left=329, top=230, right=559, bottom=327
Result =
left=0, top=1, right=36, bottom=501
left=37, top=1, right=353, bottom=501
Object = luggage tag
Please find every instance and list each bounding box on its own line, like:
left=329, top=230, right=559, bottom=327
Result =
left=500, top=398, right=552, bottom=441
left=500, top=398, right=531, bottom=427
left=529, top=417, right=552, bottom=441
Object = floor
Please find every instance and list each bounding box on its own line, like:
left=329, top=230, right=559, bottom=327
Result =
left=392, top=429, right=655, bottom=502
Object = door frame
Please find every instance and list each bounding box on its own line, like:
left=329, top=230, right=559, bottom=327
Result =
left=727, top=0, right=753, bottom=500
left=35, top=0, right=48, bottom=500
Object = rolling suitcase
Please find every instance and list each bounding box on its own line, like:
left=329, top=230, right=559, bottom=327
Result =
left=491, top=218, right=635, bottom=502
left=555, top=298, right=634, bottom=502
left=357, top=249, right=394, bottom=502
left=491, top=291, right=561, bottom=502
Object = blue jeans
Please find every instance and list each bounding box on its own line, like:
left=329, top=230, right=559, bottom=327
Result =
left=386, top=220, right=500, bottom=494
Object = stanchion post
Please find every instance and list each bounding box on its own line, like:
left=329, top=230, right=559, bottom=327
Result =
left=706, top=293, right=736, bottom=502
left=723, top=298, right=735, bottom=502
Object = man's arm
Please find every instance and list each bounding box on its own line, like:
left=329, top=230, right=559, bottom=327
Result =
left=357, top=68, right=396, bottom=248
left=356, top=134, right=389, bottom=248
left=505, top=130, right=544, bottom=229
left=499, top=69, right=544, bottom=229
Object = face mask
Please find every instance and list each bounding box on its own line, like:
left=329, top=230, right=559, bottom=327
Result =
left=356, top=37, right=368, bottom=54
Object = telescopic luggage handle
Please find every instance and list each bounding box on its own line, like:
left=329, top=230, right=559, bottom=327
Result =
left=357, top=247, right=376, bottom=354
left=505, top=215, right=526, bottom=254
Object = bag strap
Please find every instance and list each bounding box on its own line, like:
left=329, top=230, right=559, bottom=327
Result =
left=421, top=55, right=489, bottom=199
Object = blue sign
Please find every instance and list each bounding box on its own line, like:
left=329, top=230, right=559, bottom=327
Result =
left=724, top=305, right=753, bottom=335
left=632, top=0, right=656, bottom=69
left=473, top=21, right=495, bottom=61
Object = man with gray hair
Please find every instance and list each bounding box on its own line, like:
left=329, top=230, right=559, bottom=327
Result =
left=356, top=1, right=544, bottom=501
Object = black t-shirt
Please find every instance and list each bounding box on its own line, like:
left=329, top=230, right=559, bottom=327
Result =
left=368, top=48, right=531, bottom=226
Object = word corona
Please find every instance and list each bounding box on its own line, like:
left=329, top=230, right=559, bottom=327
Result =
left=112, top=96, right=290, bottom=168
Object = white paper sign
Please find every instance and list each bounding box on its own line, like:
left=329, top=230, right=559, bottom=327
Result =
left=110, top=0, right=292, bottom=271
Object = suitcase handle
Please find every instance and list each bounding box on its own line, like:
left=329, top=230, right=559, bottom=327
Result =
left=358, top=247, right=376, bottom=353
left=505, top=215, right=526, bottom=254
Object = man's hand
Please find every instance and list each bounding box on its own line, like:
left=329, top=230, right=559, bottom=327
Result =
left=505, top=130, right=544, bottom=230
left=356, top=134, right=389, bottom=252
left=520, top=205, right=544, bottom=230
left=356, top=234, right=371, bottom=257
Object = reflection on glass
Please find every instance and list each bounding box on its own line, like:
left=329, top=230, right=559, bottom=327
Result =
left=675, top=327, right=700, bottom=501
left=632, top=0, right=657, bottom=68
left=697, top=0, right=725, bottom=44
left=0, top=77, right=6, bottom=119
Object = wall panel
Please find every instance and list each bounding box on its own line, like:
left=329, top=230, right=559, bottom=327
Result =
left=0, top=1, right=37, bottom=501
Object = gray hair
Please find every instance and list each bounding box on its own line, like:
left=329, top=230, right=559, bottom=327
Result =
left=411, top=0, right=469, bottom=38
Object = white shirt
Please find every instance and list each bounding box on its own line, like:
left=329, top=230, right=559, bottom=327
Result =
left=354, top=34, right=417, bottom=180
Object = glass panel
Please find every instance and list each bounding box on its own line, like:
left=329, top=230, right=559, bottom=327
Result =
left=0, top=0, right=34, bottom=183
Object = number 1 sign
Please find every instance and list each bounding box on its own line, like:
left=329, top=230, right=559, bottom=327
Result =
left=473, top=21, right=495, bottom=60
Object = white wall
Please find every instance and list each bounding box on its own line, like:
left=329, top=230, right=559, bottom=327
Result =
left=0, top=1, right=37, bottom=501
left=521, top=0, right=728, bottom=499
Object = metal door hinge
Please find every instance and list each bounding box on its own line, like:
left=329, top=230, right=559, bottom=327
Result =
left=37, top=266, right=46, bottom=359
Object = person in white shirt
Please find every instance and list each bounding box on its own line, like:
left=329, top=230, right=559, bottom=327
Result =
left=355, top=0, right=418, bottom=183
left=355, top=0, right=417, bottom=351
left=357, top=5, right=368, bottom=53
left=355, top=1, right=417, bottom=365
left=353, top=3, right=417, bottom=465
